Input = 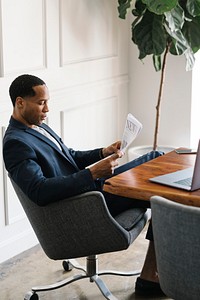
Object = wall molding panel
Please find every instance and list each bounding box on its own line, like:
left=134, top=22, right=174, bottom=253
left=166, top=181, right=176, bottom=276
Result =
left=2, top=125, right=25, bottom=226
left=1, top=0, right=47, bottom=76
left=3, top=168, right=26, bottom=226
left=60, top=96, right=118, bottom=150
left=59, top=0, right=118, bottom=67
left=0, top=0, right=4, bottom=76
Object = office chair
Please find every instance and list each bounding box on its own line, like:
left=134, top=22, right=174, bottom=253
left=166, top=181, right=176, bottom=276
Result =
left=151, top=196, right=200, bottom=300
left=10, top=177, right=150, bottom=300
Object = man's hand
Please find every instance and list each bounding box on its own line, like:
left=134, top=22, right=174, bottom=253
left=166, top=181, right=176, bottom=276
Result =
left=89, top=152, right=123, bottom=180
left=102, top=141, right=122, bottom=158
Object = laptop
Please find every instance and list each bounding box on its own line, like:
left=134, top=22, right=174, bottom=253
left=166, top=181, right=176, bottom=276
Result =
left=149, top=140, right=200, bottom=191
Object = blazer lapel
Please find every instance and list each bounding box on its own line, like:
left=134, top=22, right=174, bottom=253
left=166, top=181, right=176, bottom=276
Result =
left=26, top=126, right=79, bottom=170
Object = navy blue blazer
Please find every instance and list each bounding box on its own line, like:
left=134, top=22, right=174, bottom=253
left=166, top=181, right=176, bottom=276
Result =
left=3, top=117, right=103, bottom=206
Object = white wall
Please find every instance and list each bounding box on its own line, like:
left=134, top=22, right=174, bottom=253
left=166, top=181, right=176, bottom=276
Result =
left=0, top=0, right=129, bottom=263
left=128, top=31, right=193, bottom=149
left=191, top=53, right=200, bottom=148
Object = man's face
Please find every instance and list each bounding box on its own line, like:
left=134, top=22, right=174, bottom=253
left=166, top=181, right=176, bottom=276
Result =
left=16, top=84, right=49, bottom=127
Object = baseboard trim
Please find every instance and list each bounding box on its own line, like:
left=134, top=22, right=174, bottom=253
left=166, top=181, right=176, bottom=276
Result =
left=0, top=229, right=38, bottom=263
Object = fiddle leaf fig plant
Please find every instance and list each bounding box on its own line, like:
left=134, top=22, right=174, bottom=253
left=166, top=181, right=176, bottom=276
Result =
left=118, top=0, right=200, bottom=150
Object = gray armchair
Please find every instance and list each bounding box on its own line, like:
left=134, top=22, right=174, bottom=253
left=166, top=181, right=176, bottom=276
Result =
left=10, top=177, right=149, bottom=300
left=151, top=196, right=200, bottom=300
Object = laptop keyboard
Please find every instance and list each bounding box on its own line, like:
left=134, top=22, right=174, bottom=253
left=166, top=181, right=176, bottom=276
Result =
left=174, top=177, right=192, bottom=187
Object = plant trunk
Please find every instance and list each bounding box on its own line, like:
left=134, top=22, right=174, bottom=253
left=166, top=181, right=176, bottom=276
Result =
left=153, top=44, right=171, bottom=150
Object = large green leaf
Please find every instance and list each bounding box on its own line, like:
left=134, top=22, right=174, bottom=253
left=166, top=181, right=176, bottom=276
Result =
left=132, top=0, right=147, bottom=16
left=142, top=0, right=178, bottom=15
left=186, top=0, right=200, bottom=17
left=164, top=5, right=187, bottom=56
left=132, top=11, right=167, bottom=59
left=164, top=20, right=195, bottom=70
left=164, top=4, right=185, bottom=31
left=153, top=54, right=162, bottom=71
left=183, top=16, right=200, bottom=52
left=118, top=0, right=133, bottom=19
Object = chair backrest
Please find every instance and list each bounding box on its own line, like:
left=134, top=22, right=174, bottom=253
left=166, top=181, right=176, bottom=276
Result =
left=10, top=177, right=148, bottom=260
left=151, top=196, right=200, bottom=300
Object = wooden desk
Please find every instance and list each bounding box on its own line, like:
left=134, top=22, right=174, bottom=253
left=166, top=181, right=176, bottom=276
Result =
left=104, top=150, right=200, bottom=207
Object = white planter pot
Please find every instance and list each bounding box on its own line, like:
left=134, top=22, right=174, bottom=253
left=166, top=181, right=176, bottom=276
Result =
left=128, top=145, right=175, bottom=161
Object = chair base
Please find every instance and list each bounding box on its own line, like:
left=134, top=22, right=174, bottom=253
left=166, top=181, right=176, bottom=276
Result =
left=24, top=255, right=141, bottom=300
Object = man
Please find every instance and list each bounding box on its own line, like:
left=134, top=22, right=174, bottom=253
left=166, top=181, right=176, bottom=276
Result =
left=3, top=74, right=164, bottom=296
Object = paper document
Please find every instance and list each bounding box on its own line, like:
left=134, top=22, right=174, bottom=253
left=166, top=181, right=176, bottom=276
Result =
left=120, top=113, right=142, bottom=153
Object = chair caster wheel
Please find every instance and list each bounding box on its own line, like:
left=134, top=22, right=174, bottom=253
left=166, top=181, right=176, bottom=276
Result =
left=62, top=260, right=73, bottom=271
left=24, top=291, right=39, bottom=300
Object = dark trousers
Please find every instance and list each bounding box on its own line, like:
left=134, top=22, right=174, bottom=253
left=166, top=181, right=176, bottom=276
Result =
left=102, top=150, right=164, bottom=241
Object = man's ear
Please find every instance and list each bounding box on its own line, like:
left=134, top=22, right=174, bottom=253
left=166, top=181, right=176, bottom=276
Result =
left=15, top=97, right=24, bottom=108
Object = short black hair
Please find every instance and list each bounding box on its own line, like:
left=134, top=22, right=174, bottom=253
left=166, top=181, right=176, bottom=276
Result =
left=9, top=74, right=46, bottom=107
